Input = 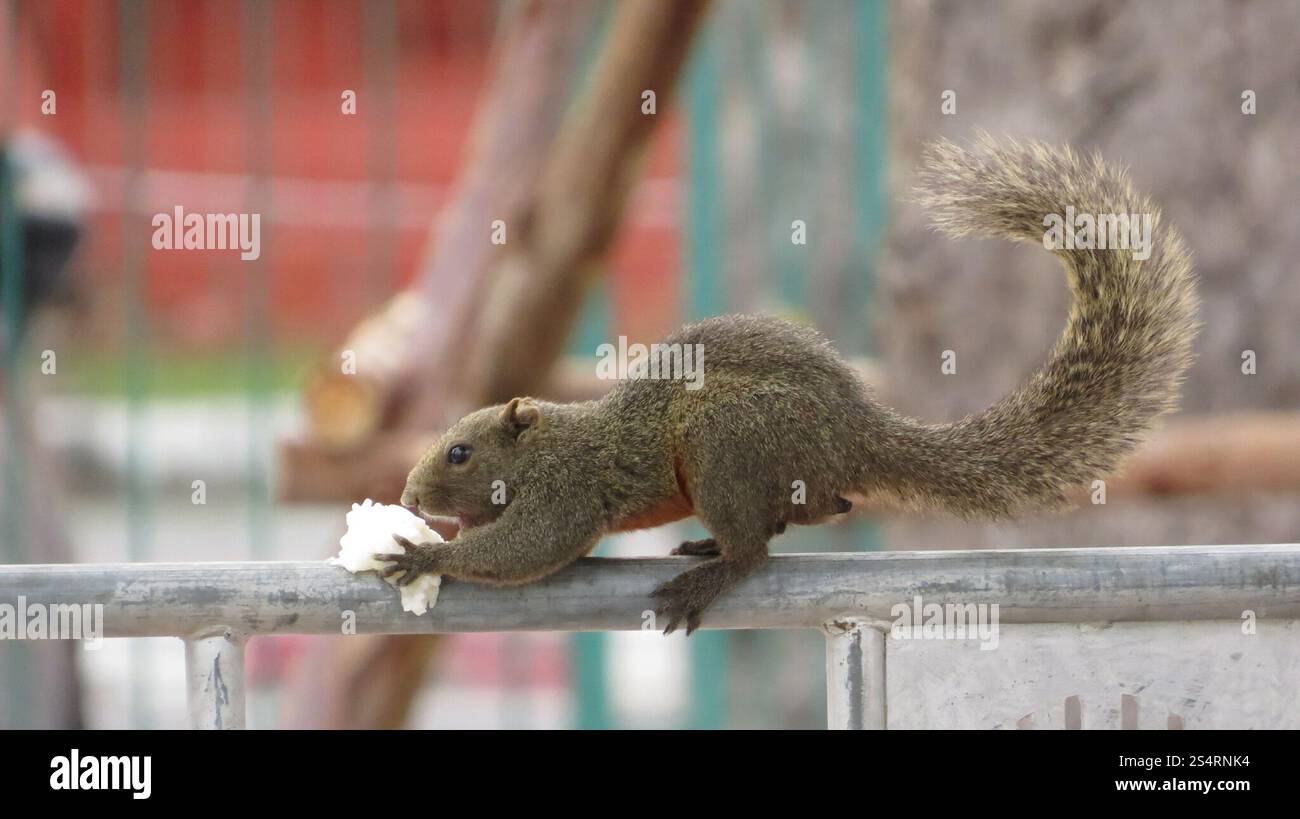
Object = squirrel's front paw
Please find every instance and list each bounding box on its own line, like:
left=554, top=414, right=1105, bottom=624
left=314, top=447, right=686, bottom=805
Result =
left=373, top=535, right=444, bottom=586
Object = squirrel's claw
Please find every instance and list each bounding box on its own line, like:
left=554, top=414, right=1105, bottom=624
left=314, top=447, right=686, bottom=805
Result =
left=652, top=558, right=740, bottom=636
left=651, top=581, right=704, bottom=636
left=379, top=562, right=407, bottom=579
left=670, top=538, right=720, bottom=557
left=398, top=569, right=423, bottom=587
left=373, top=554, right=416, bottom=583
left=373, top=535, right=442, bottom=585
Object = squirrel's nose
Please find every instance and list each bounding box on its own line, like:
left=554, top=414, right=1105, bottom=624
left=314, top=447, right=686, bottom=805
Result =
left=400, top=486, right=418, bottom=508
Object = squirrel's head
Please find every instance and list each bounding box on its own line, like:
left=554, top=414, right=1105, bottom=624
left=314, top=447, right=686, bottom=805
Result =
left=400, top=397, right=543, bottom=530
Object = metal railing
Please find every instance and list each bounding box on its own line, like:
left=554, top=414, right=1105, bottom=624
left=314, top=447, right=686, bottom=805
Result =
left=3, top=544, right=1299, bottom=729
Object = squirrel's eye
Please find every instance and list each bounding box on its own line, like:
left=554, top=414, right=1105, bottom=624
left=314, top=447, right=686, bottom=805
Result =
left=447, top=444, right=471, bottom=465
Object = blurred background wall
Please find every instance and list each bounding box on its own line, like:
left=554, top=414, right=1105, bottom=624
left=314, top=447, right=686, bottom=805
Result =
left=881, top=0, right=1300, bottom=550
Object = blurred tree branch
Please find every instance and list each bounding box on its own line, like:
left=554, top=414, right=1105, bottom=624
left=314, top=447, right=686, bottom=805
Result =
left=302, top=0, right=601, bottom=449
left=282, top=0, right=602, bottom=729
left=283, top=0, right=713, bottom=729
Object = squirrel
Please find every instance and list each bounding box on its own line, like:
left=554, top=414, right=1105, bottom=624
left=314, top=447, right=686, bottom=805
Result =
left=377, top=136, right=1198, bottom=635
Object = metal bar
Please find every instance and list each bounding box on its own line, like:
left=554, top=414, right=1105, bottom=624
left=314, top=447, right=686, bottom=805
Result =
left=184, top=630, right=246, bottom=730
left=2, top=545, right=1299, bottom=637
left=823, top=619, right=885, bottom=730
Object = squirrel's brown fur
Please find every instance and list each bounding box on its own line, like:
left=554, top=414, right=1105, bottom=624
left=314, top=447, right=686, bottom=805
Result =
left=381, top=136, right=1198, bottom=635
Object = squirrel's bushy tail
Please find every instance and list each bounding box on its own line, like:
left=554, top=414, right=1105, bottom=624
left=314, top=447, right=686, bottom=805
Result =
left=874, top=135, right=1198, bottom=517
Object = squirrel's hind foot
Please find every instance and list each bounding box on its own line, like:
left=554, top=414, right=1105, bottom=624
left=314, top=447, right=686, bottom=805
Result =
left=670, top=538, right=720, bottom=557
left=651, top=555, right=761, bottom=636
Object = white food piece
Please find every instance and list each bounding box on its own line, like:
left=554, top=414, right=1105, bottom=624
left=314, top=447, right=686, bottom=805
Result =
left=329, top=499, right=444, bottom=615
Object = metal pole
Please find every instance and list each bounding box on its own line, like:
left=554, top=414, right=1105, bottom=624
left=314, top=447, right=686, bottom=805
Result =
left=185, top=630, right=246, bottom=730
left=4, top=545, right=1300, bottom=636
left=823, top=619, right=885, bottom=730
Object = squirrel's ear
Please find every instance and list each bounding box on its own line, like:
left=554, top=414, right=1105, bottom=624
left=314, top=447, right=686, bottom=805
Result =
left=501, top=397, right=542, bottom=436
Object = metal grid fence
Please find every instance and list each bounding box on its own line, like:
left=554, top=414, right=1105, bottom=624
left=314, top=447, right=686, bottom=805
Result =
left=4, top=542, right=1298, bottom=729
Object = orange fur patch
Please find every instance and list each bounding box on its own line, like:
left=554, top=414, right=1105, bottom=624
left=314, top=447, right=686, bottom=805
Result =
left=609, top=493, right=694, bottom=533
